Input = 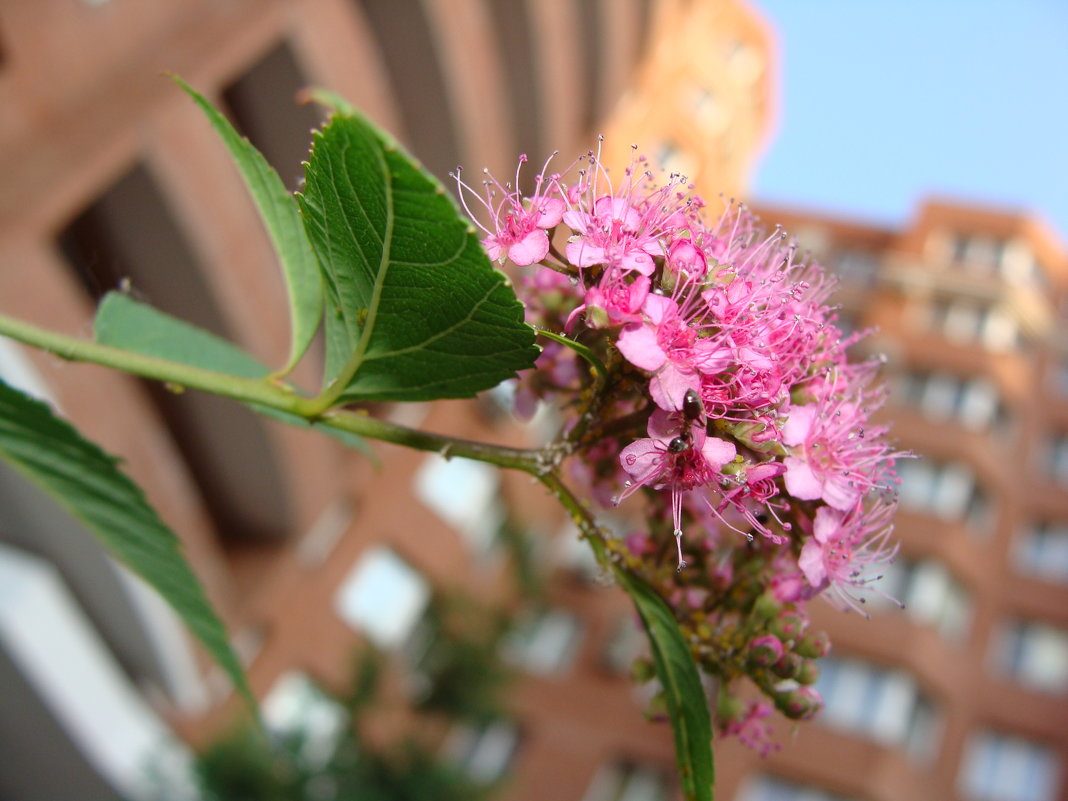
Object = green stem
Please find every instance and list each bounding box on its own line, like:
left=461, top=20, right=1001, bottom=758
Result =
left=0, top=312, right=552, bottom=475
left=0, top=313, right=300, bottom=410
left=315, top=409, right=545, bottom=474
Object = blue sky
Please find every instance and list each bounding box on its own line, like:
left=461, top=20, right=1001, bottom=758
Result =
left=750, top=1, right=1068, bottom=240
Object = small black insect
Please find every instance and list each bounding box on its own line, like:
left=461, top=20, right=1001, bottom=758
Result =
left=667, top=435, right=692, bottom=453
left=682, top=388, right=704, bottom=422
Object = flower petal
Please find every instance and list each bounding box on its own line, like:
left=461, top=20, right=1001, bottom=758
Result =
left=533, top=197, right=565, bottom=228
left=783, top=456, right=823, bottom=500
left=650, top=362, right=696, bottom=411
left=508, top=229, right=549, bottom=266
left=617, top=324, right=667, bottom=371
left=822, top=474, right=860, bottom=511
left=701, top=436, right=737, bottom=470
left=798, top=539, right=827, bottom=589
left=812, top=506, right=841, bottom=543
left=782, top=405, right=816, bottom=447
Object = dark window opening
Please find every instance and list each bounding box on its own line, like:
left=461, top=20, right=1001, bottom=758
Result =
left=356, top=0, right=462, bottom=183
left=56, top=164, right=293, bottom=544
left=486, top=0, right=541, bottom=194
left=222, top=41, right=324, bottom=190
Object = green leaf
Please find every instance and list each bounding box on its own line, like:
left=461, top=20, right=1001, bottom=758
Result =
left=95, top=292, right=270, bottom=379
left=0, top=378, right=256, bottom=711
left=94, top=293, right=371, bottom=455
left=616, top=568, right=714, bottom=801
left=172, top=75, right=323, bottom=377
left=298, top=110, right=538, bottom=403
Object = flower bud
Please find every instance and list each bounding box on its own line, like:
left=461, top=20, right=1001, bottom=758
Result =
left=795, top=659, right=820, bottom=686
left=716, top=690, right=745, bottom=724
left=667, top=239, right=708, bottom=279
left=771, top=652, right=802, bottom=680
left=775, top=686, right=822, bottom=720
left=747, top=635, right=784, bottom=668
left=795, top=630, right=831, bottom=659
left=752, top=593, right=781, bottom=622
left=770, top=613, right=806, bottom=643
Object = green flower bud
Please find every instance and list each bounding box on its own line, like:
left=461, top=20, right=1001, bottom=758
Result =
left=771, top=652, right=802, bottom=679
left=775, top=686, right=822, bottom=720
left=796, top=659, right=820, bottom=686
left=795, top=630, right=831, bottom=659
left=752, top=593, right=781, bottom=622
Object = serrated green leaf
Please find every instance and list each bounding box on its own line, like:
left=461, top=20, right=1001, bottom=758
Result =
left=172, top=75, right=322, bottom=377
left=305, top=87, right=357, bottom=117
left=0, top=379, right=256, bottom=712
left=298, top=110, right=538, bottom=403
left=94, top=293, right=370, bottom=454
left=616, top=568, right=714, bottom=801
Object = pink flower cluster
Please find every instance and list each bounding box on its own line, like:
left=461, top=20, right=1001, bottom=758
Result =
left=457, top=146, right=902, bottom=749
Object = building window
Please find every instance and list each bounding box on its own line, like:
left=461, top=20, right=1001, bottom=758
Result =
left=959, top=730, right=1060, bottom=801
left=926, top=298, right=1019, bottom=351
left=726, top=39, right=765, bottom=85
left=442, top=720, right=521, bottom=785
left=502, top=608, right=583, bottom=675
left=864, top=557, right=971, bottom=641
left=1014, top=521, right=1068, bottom=584
left=735, top=774, right=863, bottom=801
left=950, top=234, right=1004, bottom=275
left=262, top=672, right=347, bottom=767
left=57, top=163, right=294, bottom=544
left=689, top=84, right=728, bottom=133
left=895, top=370, right=1005, bottom=432
left=601, top=614, right=645, bottom=676
left=815, top=656, right=942, bottom=760
left=334, top=547, right=431, bottom=649
left=222, top=42, right=325, bottom=189
left=653, top=140, right=697, bottom=181
left=897, top=460, right=990, bottom=531
left=414, top=455, right=505, bottom=555
left=553, top=522, right=602, bottom=583
left=991, top=620, right=1068, bottom=694
left=1042, top=433, right=1068, bottom=485
left=831, top=249, right=880, bottom=286
left=999, top=238, right=1042, bottom=284
left=582, top=760, right=674, bottom=801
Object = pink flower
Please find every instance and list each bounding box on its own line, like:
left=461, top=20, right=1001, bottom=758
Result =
left=454, top=155, right=565, bottom=266
left=563, top=194, right=662, bottom=274
left=618, top=409, right=736, bottom=568
left=616, top=294, right=731, bottom=411
left=714, top=461, right=790, bottom=543
left=781, top=399, right=893, bottom=510
left=798, top=502, right=899, bottom=614
left=571, top=273, right=650, bottom=330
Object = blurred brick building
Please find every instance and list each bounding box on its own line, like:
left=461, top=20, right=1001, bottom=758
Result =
left=0, top=2, right=1065, bottom=801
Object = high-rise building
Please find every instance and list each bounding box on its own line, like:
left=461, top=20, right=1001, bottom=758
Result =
left=0, top=2, right=775, bottom=800
left=717, top=199, right=1068, bottom=801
